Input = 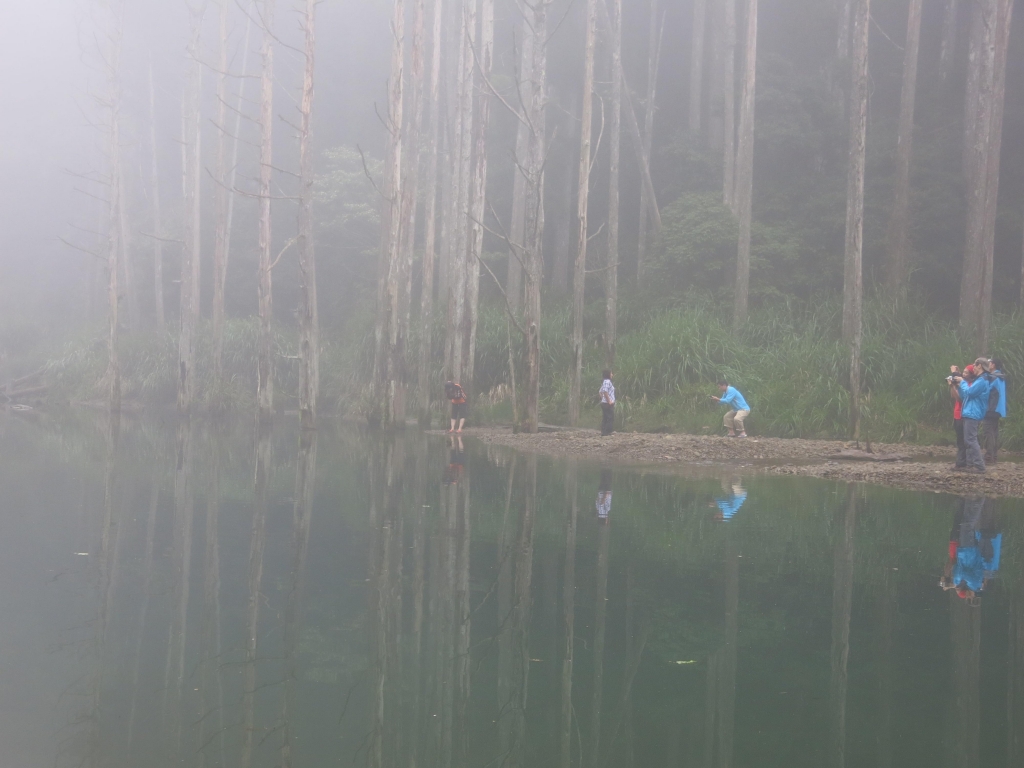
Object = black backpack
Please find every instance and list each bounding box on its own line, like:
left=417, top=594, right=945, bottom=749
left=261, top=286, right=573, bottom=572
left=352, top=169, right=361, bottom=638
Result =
left=444, top=381, right=461, bottom=400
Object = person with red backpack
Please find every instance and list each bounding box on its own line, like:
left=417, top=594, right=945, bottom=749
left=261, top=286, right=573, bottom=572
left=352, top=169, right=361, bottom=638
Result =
left=445, top=381, right=467, bottom=433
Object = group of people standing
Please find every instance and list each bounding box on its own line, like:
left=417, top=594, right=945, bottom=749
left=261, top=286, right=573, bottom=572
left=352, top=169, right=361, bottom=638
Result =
left=948, top=358, right=1007, bottom=474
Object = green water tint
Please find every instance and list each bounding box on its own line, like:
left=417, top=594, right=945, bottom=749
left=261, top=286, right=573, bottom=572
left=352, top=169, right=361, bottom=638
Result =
left=4, top=415, right=1024, bottom=768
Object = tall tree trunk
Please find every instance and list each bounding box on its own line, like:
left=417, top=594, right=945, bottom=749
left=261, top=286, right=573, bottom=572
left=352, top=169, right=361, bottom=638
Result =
left=884, top=0, right=922, bottom=300
left=125, top=483, right=159, bottom=762
left=466, top=0, right=495, bottom=393
left=215, top=15, right=254, bottom=380
left=569, top=0, right=597, bottom=427
left=508, top=456, right=537, bottom=767
left=707, top=0, right=724, bottom=151
left=418, top=0, right=445, bottom=423
left=147, top=62, right=165, bottom=333
left=559, top=464, right=578, bottom=768
left=257, top=0, right=276, bottom=418
left=842, top=0, right=869, bottom=439
left=178, top=11, right=202, bottom=415
left=959, top=0, right=997, bottom=351
left=104, top=5, right=124, bottom=414
left=552, top=94, right=576, bottom=294
left=732, top=0, right=757, bottom=329
left=522, top=0, right=548, bottom=434
left=721, top=0, right=737, bottom=211
left=977, top=0, right=1012, bottom=354
left=198, top=450, right=225, bottom=768
left=689, top=0, right=704, bottom=136
left=118, top=156, right=138, bottom=333
left=828, top=486, right=857, bottom=768
left=638, top=1, right=664, bottom=284
left=297, top=0, right=320, bottom=430
left=212, top=0, right=230, bottom=379
left=605, top=0, right=621, bottom=368
left=507, top=25, right=534, bottom=315
left=939, top=0, right=959, bottom=85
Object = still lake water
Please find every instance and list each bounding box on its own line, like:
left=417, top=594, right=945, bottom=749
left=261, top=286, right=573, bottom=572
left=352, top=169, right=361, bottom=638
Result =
left=4, top=413, right=1024, bottom=768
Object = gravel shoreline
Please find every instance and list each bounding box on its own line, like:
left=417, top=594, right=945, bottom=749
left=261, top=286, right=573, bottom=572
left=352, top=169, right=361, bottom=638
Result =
left=453, top=427, right=1024, bottom=498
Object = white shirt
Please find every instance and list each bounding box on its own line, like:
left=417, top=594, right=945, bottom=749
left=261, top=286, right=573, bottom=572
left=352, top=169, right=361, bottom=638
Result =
left=599, top=379, right=615, bottom=405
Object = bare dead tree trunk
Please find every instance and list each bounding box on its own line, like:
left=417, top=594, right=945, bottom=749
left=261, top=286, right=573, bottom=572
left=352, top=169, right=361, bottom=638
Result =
left=418, top=0, right=445, bottom=423
left=297, top=0, right=320, bottom=430
left=732, top=0, right=757, bottom=329
left=103, top=4, right=124, bottom=414
left=960, top=0, right=998, bottom=353
left=884, top=0, right=922, bottom=301
left=257, top=0, right=276, bottom=418
left=213, top=0, right=231, bottom=386
left=118, top=156, right=138, bottom=333
left=552, top=95, right=576, bottom=294
left=707, top=0, right=724, bottom=151
left=689, top=0, right=704, bottom=136
left=637, top=0, right=664, bottom=284
left=466, top=0, right=495, bottom=393
left=605, top=0, right=621, bottom=368
left=178, top=10, right=203, bottom=415
left=559, top=464, right=578, bottom=768
left=569, top=0, right=597, bottom=427
left=828, top=486, right=857, bottom=768
left=939, top=0, right=959, bottom=85
left=147, top=62, right=165, bottom=333
left=842, top=0, right=868, bottom=441
left=507, top=25, right=533, bottom=316
left=522, top=0, right=550, bottom=434
left=722, top=0, right=737, bottom=211
left=978, top=0, right=1013, bottom=354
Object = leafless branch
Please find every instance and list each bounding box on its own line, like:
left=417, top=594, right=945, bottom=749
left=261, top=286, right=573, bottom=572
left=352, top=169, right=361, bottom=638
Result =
left=485, top=201, right=528, bottom=273
left=470, top=27, right=530, bottom=130
left=356, top=145, right=388, bottom=201
left=270, top=237, right=298, bottom=270
left=586, top=221, right=606, bottom=243
left=72, top=187, right=111, bottom=205
left=58, top=237, right=104, bottom=259
left=589, top=94, right=606, bottom=177
left=140, top=231, right=185, bottom=244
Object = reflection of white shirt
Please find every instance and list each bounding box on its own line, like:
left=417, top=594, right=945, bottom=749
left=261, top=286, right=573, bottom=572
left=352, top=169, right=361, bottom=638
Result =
left=599, top=380, right=615, bottom=405
left=596, top=491, right=612, bottom=519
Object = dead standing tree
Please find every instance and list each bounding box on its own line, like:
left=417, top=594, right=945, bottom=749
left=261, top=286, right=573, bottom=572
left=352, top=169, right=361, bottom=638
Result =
left=147, top=61, right=166, bottom=333
left=637, top=0, right=663, bottom=283
left=842, top=0, right=869, bottom=441
left=256, top=0, right=276, bottom=418
left=178, top=3, right=204, bottom=415
left=569, top=0, right=597, bottom=427
left=297, top=0, right=320, bottom=430
left=604, top=0, right=621, bottom=368
left=732, top=0, right=757, bottom=329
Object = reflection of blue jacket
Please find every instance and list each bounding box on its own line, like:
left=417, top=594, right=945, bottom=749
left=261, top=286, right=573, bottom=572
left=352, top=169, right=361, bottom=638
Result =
left=715, top=491, right=747, bottom=521
left=959, top=377, right=991, bottom=421
left=983, top=533, right=1001, bottom=576
left=954, top=546, right=984, bottom=592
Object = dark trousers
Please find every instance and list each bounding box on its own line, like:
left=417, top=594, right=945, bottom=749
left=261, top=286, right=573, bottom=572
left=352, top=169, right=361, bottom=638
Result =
left=983, top=414, right=1001, bottom=463
left=601, top=403, right=615, bottom=436
left=954, top=419, right=967, bottom=467
left=963, top=418, right=985, bottom=471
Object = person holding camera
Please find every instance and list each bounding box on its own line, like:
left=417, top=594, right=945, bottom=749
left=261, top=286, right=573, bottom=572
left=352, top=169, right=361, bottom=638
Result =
left=949, top=365, right=967, bottom=470
left=598, top=370, right=616, bottom=436
left=950, top=364, right=991, bottom=473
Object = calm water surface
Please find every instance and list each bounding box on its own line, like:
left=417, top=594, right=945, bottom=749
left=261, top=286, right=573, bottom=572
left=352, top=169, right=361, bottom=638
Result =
left=3, top=414, right=1023, bottom=767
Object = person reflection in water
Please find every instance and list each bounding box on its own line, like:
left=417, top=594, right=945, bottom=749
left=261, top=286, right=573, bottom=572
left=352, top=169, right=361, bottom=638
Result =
left=443, top=435, right=466, bottom=485
left=595, top=469, right=612, bottom=522
left=941, top=497, right=1002, bottom=604
left=713, top=479, right=747, bottom=521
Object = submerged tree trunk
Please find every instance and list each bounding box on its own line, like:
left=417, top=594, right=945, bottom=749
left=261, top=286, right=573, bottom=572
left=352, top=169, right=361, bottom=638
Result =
left=257, top=0, right=276, bottom=418
left=297, top=0, right=320, bottom=430
left=732, top=0, right=757, bottom=329
left=147, top=62, right=165, bottom=333
left=884, top=0, right=922, bottom=300
left=178, top=11, right=202, bottom=415
left=722, top=0, right=737, bottom=211
left=842, top=0, right=869, bottom=439
left=559, top=464, right=578, bottom=768
left=466, top=0, right=495, bottom=393
left=688, top=0, right=704, bottom=136
left=828, top=486, right=857, bottom=768
left=939, top=0, right=959, bottom=85
left=569, top=0, right=597, bottom=427
left=508, top=456, right=537, bottom=767
left=588, top=500, right=611, bottom=768
left=418, top=0, right=445, bottom=423
left=605, top=0, right=621, bottom=368
left=638, top=0, right=664, bottom=284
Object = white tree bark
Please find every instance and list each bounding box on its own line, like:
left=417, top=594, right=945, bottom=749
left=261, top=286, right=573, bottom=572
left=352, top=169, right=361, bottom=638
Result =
left=939, top=0, right=958, bottom=84
left=297, top=0, right=319, bottom=429
left=637, top=1, right=664, bottom=283
left=733, top=0, right=757, bottom=329
left=256, top=0, right=276, bottom=418
left=147, top=62, right=165, bottom=333
left=688, top=0, right=704, bottom=136
left=605, top=0, right=621, bottom=368
left=103, top=1, right=125, bottom=412
left=507, top=26, right=533, bottom=316
left=569, top=0, right=597, bottom=427
left=722, top=0, right=737, bottom=211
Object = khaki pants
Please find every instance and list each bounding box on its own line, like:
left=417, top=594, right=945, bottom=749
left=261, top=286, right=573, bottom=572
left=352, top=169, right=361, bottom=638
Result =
left=724, top=409, right=749, bottom=432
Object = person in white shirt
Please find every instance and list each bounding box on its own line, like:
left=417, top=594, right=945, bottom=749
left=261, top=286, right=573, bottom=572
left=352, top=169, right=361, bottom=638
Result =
left=598, top=370, right=615, bottom=436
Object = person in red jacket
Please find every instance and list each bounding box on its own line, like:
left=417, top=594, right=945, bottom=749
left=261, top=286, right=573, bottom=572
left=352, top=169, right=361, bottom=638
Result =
left=445, top=381, right=467, bottom=433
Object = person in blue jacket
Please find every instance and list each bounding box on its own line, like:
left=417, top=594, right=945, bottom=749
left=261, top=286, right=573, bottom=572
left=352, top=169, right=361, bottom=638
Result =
left=983, top=358, right=1007, bottom=464
left=711, top=379, right=750, bottom=438
left=954, top=365, right=991, bottom=473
